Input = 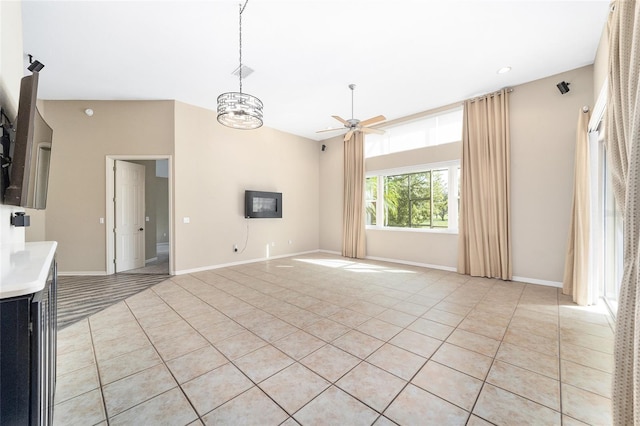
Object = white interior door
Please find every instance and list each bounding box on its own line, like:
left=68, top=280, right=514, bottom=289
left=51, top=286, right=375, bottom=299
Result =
left=115, top=160, right=145, bottom=272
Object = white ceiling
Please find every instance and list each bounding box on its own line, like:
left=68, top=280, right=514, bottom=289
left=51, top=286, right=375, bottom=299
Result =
left=21, top=0, right=610, bottom=141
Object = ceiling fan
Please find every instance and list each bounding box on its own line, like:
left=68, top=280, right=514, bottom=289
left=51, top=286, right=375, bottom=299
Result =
left=317, top=84, right=386, bottom=142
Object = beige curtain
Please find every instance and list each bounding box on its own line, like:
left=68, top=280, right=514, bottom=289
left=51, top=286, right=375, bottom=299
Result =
left=608, top=1, right=640, bottom=424
left=342, top=131, right=366, bottom=258
left=458, top=89, right=512, bottom=280
left=562, top=109, right=592, bottom=306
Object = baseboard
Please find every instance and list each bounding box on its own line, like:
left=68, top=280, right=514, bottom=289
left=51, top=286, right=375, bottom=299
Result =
left=512, top=276, right=562, bottom=288
left=173, top=249, right=562, bottom=289
left=364, top=255, right=457, bottom=272
left=317, top=250, right=456, bottom=272
left=174, top=249, right=321, bottom=275
left=58, top=271, right=107, bottom=276
left=318, top=249, right=341, bottom=256
left=145, top=257, right=158, bottom=264
left=321, top=251, right=563, bottom=288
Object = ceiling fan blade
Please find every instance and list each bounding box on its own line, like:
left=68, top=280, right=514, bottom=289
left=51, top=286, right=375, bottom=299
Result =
left=316, top=127, right=344, bottom=133
left=358, top=115, right=386, bottom=127
left=332, top=115, right=349, bottom=125
left=361, top=127, right=385, bottom=135
left=344, top=130, right=354, bottom=141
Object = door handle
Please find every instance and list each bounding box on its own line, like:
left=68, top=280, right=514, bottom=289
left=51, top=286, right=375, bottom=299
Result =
left=139, top=228, right=144, bottom=231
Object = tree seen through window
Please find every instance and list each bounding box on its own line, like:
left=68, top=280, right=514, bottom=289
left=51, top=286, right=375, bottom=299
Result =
left=370, top=169, right=449, bottom=229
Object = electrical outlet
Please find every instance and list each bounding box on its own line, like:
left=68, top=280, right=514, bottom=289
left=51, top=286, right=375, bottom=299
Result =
left=288, top=240, right=292, bottom=245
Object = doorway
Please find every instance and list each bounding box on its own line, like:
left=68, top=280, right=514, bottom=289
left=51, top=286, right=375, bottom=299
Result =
left=106, top=155, right=173, bottom=275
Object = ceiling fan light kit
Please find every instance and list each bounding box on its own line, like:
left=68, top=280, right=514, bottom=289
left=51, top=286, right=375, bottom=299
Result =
left=217, top=0, right=263, bottom=130
left=317, top=84, right=386, bottom=141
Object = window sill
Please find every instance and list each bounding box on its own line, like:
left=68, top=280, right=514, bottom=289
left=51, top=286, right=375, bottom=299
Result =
left=365, top=226, right=458, bottom=235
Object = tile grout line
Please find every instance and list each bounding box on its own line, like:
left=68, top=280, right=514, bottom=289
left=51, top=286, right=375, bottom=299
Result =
left=364, top=276, right=489, bottom=424
left=458, top=279, right=525, bottom=424
left=106, top=295, right=201, bottom=424
left=557, top=287, right=564, bottom=425
left=151, top=275, right=340, bottom=424
left=86, top=317, right=111, bottom=425
left=56, top=255, right=613, bottom=425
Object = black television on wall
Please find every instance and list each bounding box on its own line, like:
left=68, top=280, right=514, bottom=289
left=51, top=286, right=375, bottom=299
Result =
left=245, top=190, right=282, bottom=219
left=3, top=71, right=53, bottom=209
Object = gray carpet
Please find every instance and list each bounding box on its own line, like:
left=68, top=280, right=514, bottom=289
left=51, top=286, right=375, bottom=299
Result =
left=57, top=273, right=170, bottom=329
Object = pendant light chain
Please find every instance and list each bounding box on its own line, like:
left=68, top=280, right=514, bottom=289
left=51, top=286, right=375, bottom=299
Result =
left=238, top=1, right=247, bottom=94
left=216, top=0, right=263, bottom=130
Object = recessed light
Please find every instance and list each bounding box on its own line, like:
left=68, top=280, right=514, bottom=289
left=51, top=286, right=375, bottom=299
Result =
left=497, top=66, right=512, bottom=74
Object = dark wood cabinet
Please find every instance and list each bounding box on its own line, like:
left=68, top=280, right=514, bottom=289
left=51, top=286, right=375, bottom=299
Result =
left=0, top=257, right=57, bottom=426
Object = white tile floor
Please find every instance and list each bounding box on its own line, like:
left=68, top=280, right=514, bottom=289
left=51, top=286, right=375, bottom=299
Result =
left=54, top=253, right=615, bottom=425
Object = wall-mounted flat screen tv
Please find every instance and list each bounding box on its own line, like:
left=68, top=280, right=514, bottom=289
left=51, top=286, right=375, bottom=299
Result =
left=3, top=71, right=53, bottom=209
left=245, top=190, right=282, bottom=219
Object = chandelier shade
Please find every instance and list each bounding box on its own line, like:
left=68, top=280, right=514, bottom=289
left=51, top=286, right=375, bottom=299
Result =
left=217, top=1, right=263, bottom=130
left=217, top=91, right=263, bottom=129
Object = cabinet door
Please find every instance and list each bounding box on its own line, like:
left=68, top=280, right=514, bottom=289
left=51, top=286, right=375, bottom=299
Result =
left=0, top=296, right=32, bottom=424
left=30, top=260, right=57, bottom=426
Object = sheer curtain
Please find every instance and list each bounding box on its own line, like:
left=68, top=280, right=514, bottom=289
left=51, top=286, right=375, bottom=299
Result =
left=562, top=109, right=592, bottom=306
left=458, top=89, right=512, bottom=280
left=608, top=1, right=640, bottom=424
left=342, top=132, right=366, bottom=258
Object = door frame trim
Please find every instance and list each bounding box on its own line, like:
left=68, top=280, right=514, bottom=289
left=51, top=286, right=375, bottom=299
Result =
left=106, top=155, right=174, bottom=275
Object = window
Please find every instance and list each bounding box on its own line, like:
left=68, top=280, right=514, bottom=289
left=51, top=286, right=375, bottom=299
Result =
left=365, top=177, right=377, bottom=226
left=365, top=107, right=463, bottom=158
left=603, top=144, right=623, bottom=315
left=366, top=162, right=459, bottom=231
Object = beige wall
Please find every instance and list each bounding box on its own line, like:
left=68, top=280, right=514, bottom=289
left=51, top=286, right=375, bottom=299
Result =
left=41, top=99, right=318, bottom=274
left=42, top=100, right=174, bottom=273
left=366, top=142, right=461, bottom=267
left=318, top=134, right=344, bottom=252
left=0, top=0, right=28, bottom=245
left=173, top=101, right=320, bottom=273
left=318, top=134, right=461, bottom=267
left=319, top=65, right=594, bottom=284
left=511, top=65, right=593, bottom=283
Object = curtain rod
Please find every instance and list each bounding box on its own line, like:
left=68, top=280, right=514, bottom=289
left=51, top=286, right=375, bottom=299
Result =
left=467, top=88, right=514, bottom=103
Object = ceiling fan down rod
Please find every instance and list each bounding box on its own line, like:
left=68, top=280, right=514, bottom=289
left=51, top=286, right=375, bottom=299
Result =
left=349, top=83, right=355, bottom=120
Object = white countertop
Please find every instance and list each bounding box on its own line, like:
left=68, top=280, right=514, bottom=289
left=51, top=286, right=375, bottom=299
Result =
left=0, top=241, right=57, bottom=299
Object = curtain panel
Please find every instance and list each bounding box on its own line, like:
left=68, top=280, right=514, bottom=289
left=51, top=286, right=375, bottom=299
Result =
left=458, top=89, right=512, bottom=280
left=608, top=1, right=640, bottom=424
left=342, top=132, right=366, bottom=258
left=562, top=109, right=592, bottom=306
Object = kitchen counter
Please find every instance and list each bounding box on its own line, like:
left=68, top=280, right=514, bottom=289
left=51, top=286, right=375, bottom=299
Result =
left=0, top=241, right=57, bottom=299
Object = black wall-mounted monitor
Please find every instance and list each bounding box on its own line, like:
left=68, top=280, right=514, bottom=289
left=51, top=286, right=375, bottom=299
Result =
left=245, top=190, right=282, bottom=219
left=3, top=71, right=53, bottom=209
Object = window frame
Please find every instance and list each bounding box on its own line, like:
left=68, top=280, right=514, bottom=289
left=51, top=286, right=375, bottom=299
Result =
left=366, top=160, right=460, bottom=233
left=365, top=106, right=464, bottom=158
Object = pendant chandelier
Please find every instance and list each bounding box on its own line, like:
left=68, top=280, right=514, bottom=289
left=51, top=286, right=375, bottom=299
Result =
left=217, top=0, right=263, bottom=130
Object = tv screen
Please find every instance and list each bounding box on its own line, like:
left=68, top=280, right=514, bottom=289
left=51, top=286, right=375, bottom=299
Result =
left=3, top=71, right=53, bottom=209
left=245, top=190, right=282, bottom=218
